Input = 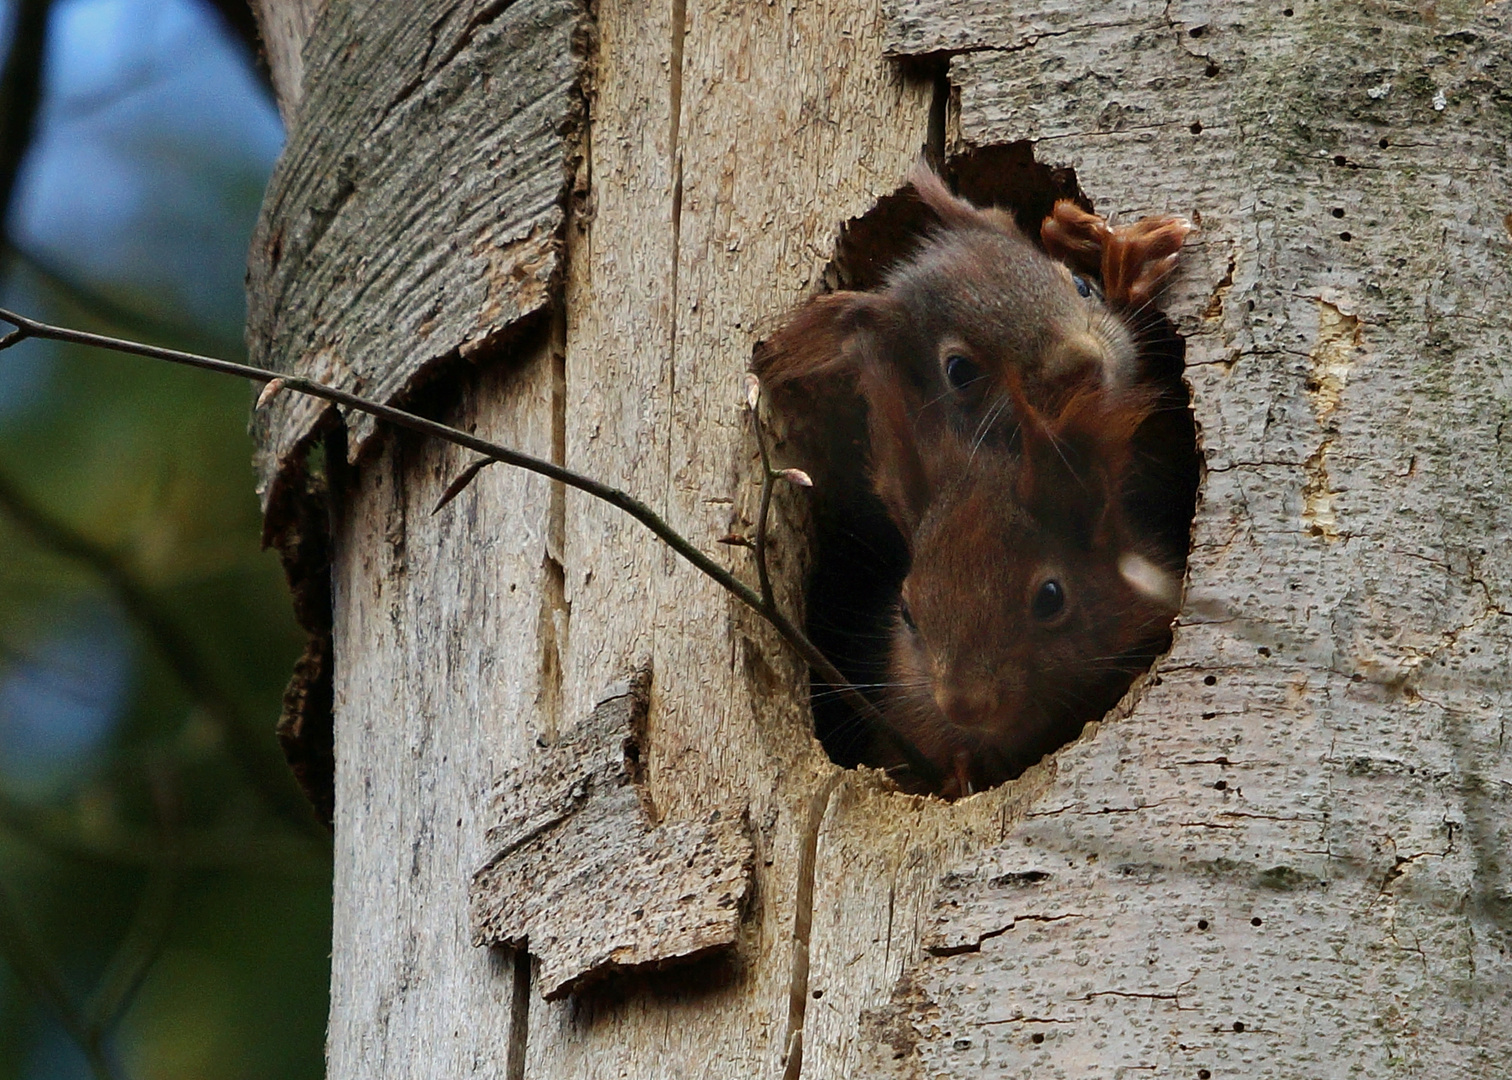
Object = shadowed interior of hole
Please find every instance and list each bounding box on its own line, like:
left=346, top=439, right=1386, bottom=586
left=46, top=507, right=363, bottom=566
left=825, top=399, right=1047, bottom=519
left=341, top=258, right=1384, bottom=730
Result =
left=778, top=146, right=1200, bottom=792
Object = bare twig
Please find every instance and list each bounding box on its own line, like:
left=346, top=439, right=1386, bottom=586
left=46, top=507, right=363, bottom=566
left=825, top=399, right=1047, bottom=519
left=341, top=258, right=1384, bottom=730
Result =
left=746, top=376, right=778, bottom=613
left=0, top=307, right=943, bottom=788
left=433, top=456, right=493, bottom=514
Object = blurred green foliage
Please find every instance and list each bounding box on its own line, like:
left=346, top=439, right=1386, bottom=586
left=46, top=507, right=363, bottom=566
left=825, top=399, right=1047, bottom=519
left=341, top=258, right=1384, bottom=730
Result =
left=0, top=2, right=332, bottom=1077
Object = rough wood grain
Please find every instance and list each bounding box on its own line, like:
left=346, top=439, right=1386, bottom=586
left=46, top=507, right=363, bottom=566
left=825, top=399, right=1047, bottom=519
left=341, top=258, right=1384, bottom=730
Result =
left=519, top=0, right=934, bottom=1073
left=881, top=0, right=1101, bottom=58
left=263, top=0, right=1512, bottom=1076
left=248, top=0, right=325, bottom=124
left=307, top=0, right=934, bottom=1074
left=327, top=344, right=556, bottom=1078
left=838, top=2, right=1512, bottom=1075
left=246, top=0, right=586, bottom=517
left=469, top=668, right=754, bottom=1001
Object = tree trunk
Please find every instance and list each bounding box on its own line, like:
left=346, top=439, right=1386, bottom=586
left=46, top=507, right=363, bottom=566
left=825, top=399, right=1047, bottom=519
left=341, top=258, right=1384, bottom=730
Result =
left=247, top=0, right=1512, bottom=1076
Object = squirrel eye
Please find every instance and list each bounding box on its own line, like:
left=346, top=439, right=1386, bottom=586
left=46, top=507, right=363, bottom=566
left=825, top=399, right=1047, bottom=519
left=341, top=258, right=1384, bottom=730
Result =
left=944, top=353, right=982, bottom=392
left=1031, top=579, right=1066, bottom=621
left=899, top=597, right=917, bottom=631
left=1071, top=274, right=1094, bottom=299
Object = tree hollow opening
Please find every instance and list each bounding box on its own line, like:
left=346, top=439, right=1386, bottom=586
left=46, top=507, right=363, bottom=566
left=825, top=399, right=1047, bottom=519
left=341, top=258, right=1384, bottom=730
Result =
left=758, top=145, right=1200, bottom=798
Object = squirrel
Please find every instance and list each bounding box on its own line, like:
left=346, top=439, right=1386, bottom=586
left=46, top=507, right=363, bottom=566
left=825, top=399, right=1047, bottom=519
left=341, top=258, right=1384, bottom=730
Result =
left=862, top=372, right=1180, bottom=796
left=758, top=163, right=1192, bottom=455
left=755, top=164, right=1193, bottom=796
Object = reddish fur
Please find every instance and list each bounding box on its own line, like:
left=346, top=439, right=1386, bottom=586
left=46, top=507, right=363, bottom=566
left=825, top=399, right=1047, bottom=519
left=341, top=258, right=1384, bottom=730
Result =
left=872, top=383, right=1177, bottom=796
left=754, top=167, right=1190, bottom=796
left=1040, top=201, right=1109, bottom=278
left=754, top=290, right=880, bottom=388
left=1043, top=199, right=1193, bottom=311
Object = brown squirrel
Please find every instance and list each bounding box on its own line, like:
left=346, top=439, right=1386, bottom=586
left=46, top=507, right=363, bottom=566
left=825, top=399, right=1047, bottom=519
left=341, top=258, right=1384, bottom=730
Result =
left=756, top=166, right=1192, bottom=796
left=758, top=164, right=1192, bottom=453
left=864, top=373, right=1180, bottom=796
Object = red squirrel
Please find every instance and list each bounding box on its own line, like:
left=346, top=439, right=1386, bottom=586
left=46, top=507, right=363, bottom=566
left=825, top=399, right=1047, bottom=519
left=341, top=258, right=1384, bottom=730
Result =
left=864, top=373, right=1180, bottom=796
left=756, top=166, right=1191, bottom=795
left=759, top=164, right=1192, bottom=450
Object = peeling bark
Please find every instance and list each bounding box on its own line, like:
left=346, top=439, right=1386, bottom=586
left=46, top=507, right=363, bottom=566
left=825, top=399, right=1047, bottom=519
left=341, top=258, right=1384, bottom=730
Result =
left=250, top=0, right=1512, bottom=1076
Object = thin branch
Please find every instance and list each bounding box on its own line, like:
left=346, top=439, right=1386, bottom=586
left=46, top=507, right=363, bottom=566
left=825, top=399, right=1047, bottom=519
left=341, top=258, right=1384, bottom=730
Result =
left=0, top=307, right=943, bottom=788
left=747, top=377, right=778, bottom=613
left=0, top=469, right=329, bottom=837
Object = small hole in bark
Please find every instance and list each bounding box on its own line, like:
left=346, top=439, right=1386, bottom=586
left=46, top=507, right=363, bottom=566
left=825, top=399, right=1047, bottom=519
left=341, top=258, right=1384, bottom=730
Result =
left=1339, top=231, right=1352, bottom=241
left=1199, top=1070, right=1212, bottom=1079
left=812, top=989, right=824, bottom=999
left=1205, top=61, right=1220, bottom=77
left=756, top=144, right=1200, bottom=800
left=1333, top=154, right=1348, bottom=166
left=1379, top=136, right=1390, bottom=148
left=1189, top=121, right=1204, bottom=134
left=1233, top=1021, right=1245, bottom=1032
left=1282, top=6, right=1293, bottom=14
left=1202, top=711, right=1216, bottom=719
left=1031, top=1032, right=1045, bottom=1044
left=1188, top=25, right=1205, bottom=37
left=1204, top=674, right=1217, bottom=686
left=1252, top=916, right=1263, bottom=926
left=1331, top=207, right=1345, bottom=218
left=1213, top=779, right=1227, bottom=790
left=1197, top=919, right=1210, bottom=930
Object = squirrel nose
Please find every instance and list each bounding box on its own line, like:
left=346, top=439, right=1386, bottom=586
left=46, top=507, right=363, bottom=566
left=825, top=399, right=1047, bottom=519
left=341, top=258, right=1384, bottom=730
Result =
left=933, top=684, right=999, bottom=730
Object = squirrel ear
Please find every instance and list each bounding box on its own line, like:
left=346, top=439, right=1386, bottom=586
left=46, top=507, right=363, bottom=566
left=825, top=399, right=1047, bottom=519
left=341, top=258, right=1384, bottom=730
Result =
left=1041, top=203, right=1193, bottom=310
left=1040, top=200, right=1109, bottom=278
left=1100, top=215, right=1193, bottom=310
left=907, top=160, right=1021, bottom=237
left=754, top=290, right=891, bottom=387
left=858, top=363, right=932, bottom=541
left=1015, top=384, right=1154, bottom=548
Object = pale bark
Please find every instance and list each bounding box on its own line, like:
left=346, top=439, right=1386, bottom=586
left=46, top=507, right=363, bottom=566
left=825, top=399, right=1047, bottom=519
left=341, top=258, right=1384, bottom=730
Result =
left=250, top=0, right=1512, bottom=1076
left=248, top=0, right=323, bottom=126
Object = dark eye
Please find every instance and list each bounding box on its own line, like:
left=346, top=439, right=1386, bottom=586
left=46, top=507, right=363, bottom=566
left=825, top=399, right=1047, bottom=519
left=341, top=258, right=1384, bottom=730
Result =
left=944, top=353, right=982, bottom=392
left=1072, top=274, right=1093, bottom=299
left=1031, top=579, right=1066, bottom=621
left=899, top=597, right=917, bottom=631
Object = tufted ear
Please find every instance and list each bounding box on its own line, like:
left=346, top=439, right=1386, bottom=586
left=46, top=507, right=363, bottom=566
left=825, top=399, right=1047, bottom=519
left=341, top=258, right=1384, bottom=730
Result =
left=1099, top=214, right=1193, bottom=311
left=907, top=160, right=1022, bottom=238
left=856, top=361, right=934, bottom=543
left=753, top=290, right=893, bottom=389
left=1041, top=200, right=1193, bottom=311
left=1040, top=199, right=1110, bottom=278
left=1010, top=375, right=1153, bottom=549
